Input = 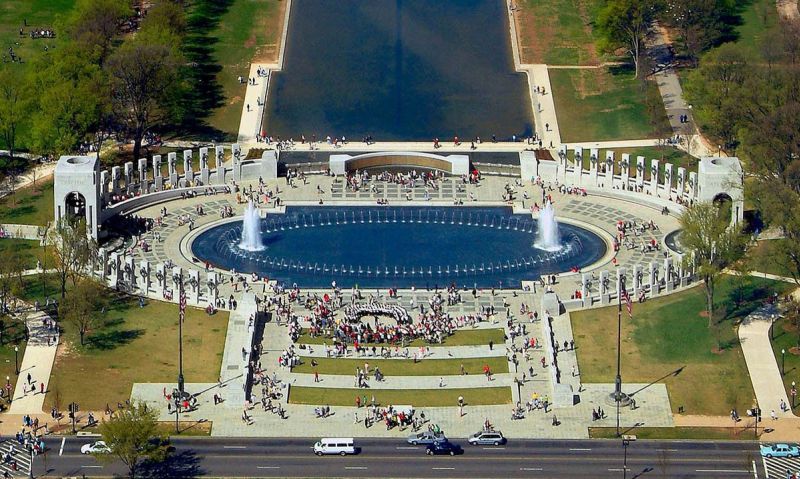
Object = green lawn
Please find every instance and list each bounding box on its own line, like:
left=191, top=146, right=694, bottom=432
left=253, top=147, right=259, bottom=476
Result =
left=297, top=328, right=506, bottom=348
left=0, top=319, right=27, bottom=412
left=289, top=386, right=513, bottom=407
left=770, top=317, right=800, bottom=412
left=748, top=239, right=796, bottom=279
left=186, top=0, right=284, bottom=139
left=516, top=0, right=601, bottom=65
left=292, top=356, right=508, bottom=376
left=0, top=178, right=54, bottom=226
left=731, top=0, right=779, bottom=61
left=17, top=277, right=230, bottom=410
left=567, top=146, right=698, bottom=180
left=589, top=426, right=758, bottom=440
left=0, top=0, right=73, bottom=68
left=551, top=67, right=671, bottom=142
left=0, top=239, right=50, bottom=269
left=572, top=275, right=793, bottom=415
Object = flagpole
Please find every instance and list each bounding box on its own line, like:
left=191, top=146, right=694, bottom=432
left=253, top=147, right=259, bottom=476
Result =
left=612, top=277, right=631, bottom=437
left=178, top=274, right=185, bottom=394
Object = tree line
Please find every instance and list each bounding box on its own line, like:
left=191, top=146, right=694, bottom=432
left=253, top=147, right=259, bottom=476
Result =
left=0, top=0, right=188, bottom=164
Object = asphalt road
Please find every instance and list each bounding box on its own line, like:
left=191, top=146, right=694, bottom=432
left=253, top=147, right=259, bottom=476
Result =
left=35, top=437, right=764, bottom=478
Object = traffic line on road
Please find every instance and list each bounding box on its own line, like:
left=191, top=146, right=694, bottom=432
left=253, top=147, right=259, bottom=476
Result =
left=344, top=466, right=368, bottom=470
left=257, top=466, right=281, bottom=469
left=432, top=467, right=455, bottom=470
left=396, top=446, right=418, bottom=449
left=223, top=445, right=247, bottom=449
left=570, top=448, right=591, bottom=451
left=483, top=447, right=505, bottom=450
left=59, top=437, right=65, bottom=456
left=520, top=467, right=543, bottom=471
left=81, top=465, right=102, bottom=468
left=695, top=469, right=750, bottom=474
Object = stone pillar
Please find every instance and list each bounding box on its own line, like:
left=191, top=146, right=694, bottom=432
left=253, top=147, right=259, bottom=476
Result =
left=124, top=162, right=133, bottom=194
left=156, top=263, right=166, bottom=298
left=215, top=146, right=226, bottom=184
left=619, top=154, right=630, bottom=191
left=183, top=149, right=194, bottom=185
left=153, top=155, right=163, bottom=192
left=649, top=159, right=659, bottom=196
left=98, top=248, right=108, bottom=280
left=677, top=167, right=686, bottom=200
left=604, top=150, right=614, bottom=189
left=139, top=260, right=151, bottom=293
left=664, top=163, right=673, bottom=198
left=232, top=144, right=242, bottom=182
left=100, top=170, right=110, bottom=204
left=189, top=269, right=201, bottom=304
left=581, top=273, right=590, bottom=305
left=109, top=252, right=121, bottom=288
left=111, top=166, right=121, bottom=195
left=664, top=257, right=674, bottom=293
left=599, top=270, right=610, bottom=304
left=649, top=261, right=659, bottom=295
left=633, top=264, right=643, bottom=298
left=171, top=267, right=183, bottom=298
left=261, top=150, right=278, bottom=180
left=556, top=145, right=568, bottom=182
left=125, top=256, right=136, bottom=289
left=636, top=156, right=645, bottom=187
left=688, top=171, right=698, bottom=199
left=589, top=148, right=599, bottom=186
left=200, top=147, right=210, bottom=185
left=168, top=152, right=178, bottom=187
left=573, top=147, right=583, bottom=184
left=138, top=158, right=148, bottom=193
left=207, top=272, right=219, bottom=306
left=616, top=267, right=627, bottom=298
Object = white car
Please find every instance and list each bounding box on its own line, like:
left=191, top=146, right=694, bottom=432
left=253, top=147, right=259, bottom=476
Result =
left=80, top=441, right=111, bottom=454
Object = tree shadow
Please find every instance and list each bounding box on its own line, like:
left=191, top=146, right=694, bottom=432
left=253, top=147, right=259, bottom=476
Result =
left=86, top=328, right=144, bottom=350
left=138, top=449, right=205, bottom=479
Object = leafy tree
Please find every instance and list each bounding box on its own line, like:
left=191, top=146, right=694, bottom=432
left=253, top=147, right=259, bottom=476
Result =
left=97, top=401, right=169, bottom=478
left=58, top=279, right=104, bottom=346
left=596, top=0, right=659, bottom=78
left=661, top=0, right=737, bottom=65
left=64, top=0, right=131, bottom=66
left=48, top=218, right=97, bottom=298
left=0, top=65, right=29, bottom=170
left=679, top=202, right=745, bottom=328
left=0, top=247, right=24, bottom=315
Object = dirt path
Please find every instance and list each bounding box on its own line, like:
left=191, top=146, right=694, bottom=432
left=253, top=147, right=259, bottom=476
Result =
left=777, top=0, right=800, bottom=22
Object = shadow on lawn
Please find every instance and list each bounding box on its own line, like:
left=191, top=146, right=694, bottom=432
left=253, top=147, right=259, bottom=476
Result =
left=86, top=328, right=144, bottom=350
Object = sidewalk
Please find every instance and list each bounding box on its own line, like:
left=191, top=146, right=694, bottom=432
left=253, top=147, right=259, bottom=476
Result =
left=738, top=305, right=794, bottom=419
left=8, top=309, right=58, bottom=415
left=236, top=65, right=270, bottom=144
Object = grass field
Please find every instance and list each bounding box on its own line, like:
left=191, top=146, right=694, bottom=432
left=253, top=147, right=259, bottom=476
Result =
left=550, top=67, right=671, bottom=142
left=24, top=284, right=230, bottom=410
left=289, top=386, right=513, bottom=407
left=292, top=356, right=508, bottom=376
left=732, top=0, right=779, bottom=61
left=187, top=0, right=285, bottom=139
left=770, top=316, right=800, bottom=412
left=0, top=178, right=54, bottom=226
left=0, top=239, right=50, bottom=269
left=0, top=319, right=27, bottom=411
left=297, top=328, right=506, bottom=348
left=0, top=0, right=73, bottom=67
left=589, top=426, right=758, bottom=440
left=515, top=0, right=601, bottom=65
left=572, top=275, right=793, bottom=415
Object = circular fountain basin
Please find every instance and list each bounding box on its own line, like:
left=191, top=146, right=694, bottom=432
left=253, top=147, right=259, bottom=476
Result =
left=190, top=206, right=607, bottom=288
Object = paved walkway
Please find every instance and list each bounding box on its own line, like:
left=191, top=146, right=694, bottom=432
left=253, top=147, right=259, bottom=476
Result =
left=738, top=305, right=794, bottom=419
left=0, top=224, right=43, bottom=241
left=236, top=65, right=270, bottom=144
left=8, top=309, right=58, bottom=415
left=778, top=0, right=800, bottom=21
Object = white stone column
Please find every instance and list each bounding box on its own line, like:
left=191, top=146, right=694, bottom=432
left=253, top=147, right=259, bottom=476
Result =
left=111, top=166, right=121, bottom=196
left=139, top=260, right=151, bottom=293
left=183, top=150, right=194, bottom=185
left=620, top=154, right=630, bottom=190
left=664, top=163, right=673, bottom=198
left=633, top=264, right=643, bottom=297
left=636, top=156, right=645, bottom=187
left=232, top=144, right=242, bottom=182
left=155, top=263, right=166, bottom=298
left=677, top=167, right=686, bottom=200
left=168, top=152, right=178, bottom=187
left=649, top=261, right=659, bottom=295
left=207, top=272, right=219, bottom=306
left=109, top=252, right=121, bottom=289
left=138, top=158, right=148, bottom=193
left=215, top=146, right=226, bottom=184
left=581, top=273, right=590, bottom=305
left=599, top=270, right=610, bottom=305
left=200, top=147, right=210, bottom=185
left=189, top=269, right=201, bottom=305
left=573, top=147, right=583, bottom=185
left=664, top=257, right=674, bottom=293
left=604, top=150, right=614, bottom=190
left=124, top=162, right=134, bottom=194
left=589, top=148, right=599, bottom=187
left=125, top=256, right=136, bottom=289
left=152, top=155, right=163, bottom=192
left=649, top=159, right=659, bottom=196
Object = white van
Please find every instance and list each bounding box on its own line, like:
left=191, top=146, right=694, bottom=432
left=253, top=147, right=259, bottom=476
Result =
left=314, top=437, right=356, bottom=456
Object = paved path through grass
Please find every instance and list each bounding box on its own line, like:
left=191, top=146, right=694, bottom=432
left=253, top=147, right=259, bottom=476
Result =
left=8, top=308, right=57, bottom=414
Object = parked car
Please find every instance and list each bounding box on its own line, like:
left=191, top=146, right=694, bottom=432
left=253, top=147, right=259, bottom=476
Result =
left=407, top=431, right=446, bottom=446
left=760, top=443, right=800, bottom=458
left=468, top=430, right=506, bottom=446
left=80, top=441, right=111, bottom=455
left=425, top=441, right=463, bottom=456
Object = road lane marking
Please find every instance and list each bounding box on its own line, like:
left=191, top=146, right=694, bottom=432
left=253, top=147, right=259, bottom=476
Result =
left=223, top=446, right=247, bottom=449
left=344, top=466, right=367, bottom=470
left=483, top=447, right=506, bottom=450
left=257, top=466, right=280, bottom=469
left=521, top=467, right=543, bottom=471
left=695, top=469, right=749, bottom=474
left=59, top=437, right=65, bottom=456
left=570, top=448, right=591, bottom=451
left=81, top=465, right=102, bottom=468
left=432, top=467, right=455, bottom=470
left=657, top=448, right=679, bottom=452
left=608, top=468, right=630, bottom=472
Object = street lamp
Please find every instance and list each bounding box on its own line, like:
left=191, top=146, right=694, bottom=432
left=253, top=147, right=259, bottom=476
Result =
left=718, top=145, right=722, bottom=157
left=14, top=345, right=19, bottom=375
left=622, top=438, right=631, bottom=479
left=792, top=382, right=796, bottom=409
left=782, top=349, right=786, bottom=376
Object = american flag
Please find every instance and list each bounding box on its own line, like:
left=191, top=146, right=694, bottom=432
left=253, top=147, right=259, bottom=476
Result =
left=179, top=287, right=186, bottom=323
left=621, top=286, right=632, bottom=318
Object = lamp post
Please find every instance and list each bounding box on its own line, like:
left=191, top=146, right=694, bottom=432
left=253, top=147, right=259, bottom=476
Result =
left=622, top=438, right=631, bottom=479
left=14, top=345, right=19, bottom=375
left=792, top=382, right=796, bottom=409
left=718, top=145, right=722, bottom=157
left=782, top=349, right=786, bottom=376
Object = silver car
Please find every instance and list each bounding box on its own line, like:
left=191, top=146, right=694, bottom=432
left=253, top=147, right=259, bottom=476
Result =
left=407, top=431, right=446, bottom=445
left=468, top=430, right=506, bottom=446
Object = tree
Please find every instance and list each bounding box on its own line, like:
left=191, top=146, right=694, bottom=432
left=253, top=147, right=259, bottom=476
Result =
left=106, top=18, right=185, bottom=160
left=64, top=0, right=131, bottom=66
left=661, top=0, right=737, bottom=65
left=679, top=202, right=745, bottom=327
left=0, top=66, right=29, bottom=169
left=0, top=247, right=24, bottom=315
left=97, top=401, right=169, bottom=478
left=48, top=218, right=96, bottom=298
left=596, top=0, right=659, bottom=78
left=58, top=279, right=104, bottom=346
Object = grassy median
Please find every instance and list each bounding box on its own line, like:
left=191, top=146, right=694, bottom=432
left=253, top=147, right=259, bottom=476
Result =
left=293, top=356, right=508, bottom=376
left=289, top=386, right=513, bottom=407
left=296, top=328, right=506, bottom=348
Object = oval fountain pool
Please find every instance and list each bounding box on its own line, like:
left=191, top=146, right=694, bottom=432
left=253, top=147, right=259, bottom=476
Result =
left=190, top=206, right=607, bottom=288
